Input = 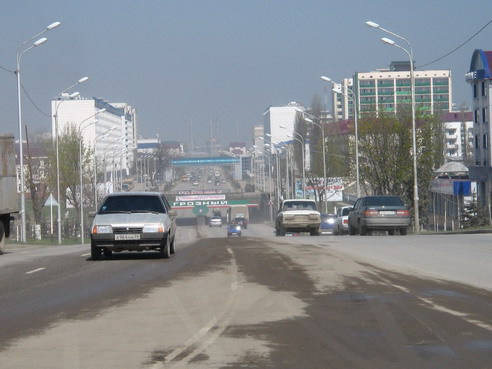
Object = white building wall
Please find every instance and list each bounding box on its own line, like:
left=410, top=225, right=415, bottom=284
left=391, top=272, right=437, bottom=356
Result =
left=443, top=120, right=473, bottom=158
left=51, top=97, right=136, bottom=176
left=263, top=103, right=304, bottom=153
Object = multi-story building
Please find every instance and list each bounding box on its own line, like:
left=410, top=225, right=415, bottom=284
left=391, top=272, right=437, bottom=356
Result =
left=263, top=102, right=305, bottom=153
left=331, top=77, right=354, bottom=120
left=333, top=62, right=452, bottom=117
left=51, top=96, right=137, bottom=177
left=442, top=111, right=473, bottom=161
left=252, top=125, right=264, bottom=154
left=466, top=49, right=492, bottom=208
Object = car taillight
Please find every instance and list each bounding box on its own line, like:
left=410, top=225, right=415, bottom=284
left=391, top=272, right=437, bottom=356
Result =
left=363, top=209, right=379, bottom=216
left=396, top=210, right=410, bottom=216
left=343, top=219, right=348, bottom=224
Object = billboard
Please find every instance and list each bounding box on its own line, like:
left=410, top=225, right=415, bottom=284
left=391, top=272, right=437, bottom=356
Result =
left=295, top=177, right=344, bottom=201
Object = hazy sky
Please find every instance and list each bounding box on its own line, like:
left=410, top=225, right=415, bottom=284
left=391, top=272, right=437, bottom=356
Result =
left=1, top=0, right=491, bottom=148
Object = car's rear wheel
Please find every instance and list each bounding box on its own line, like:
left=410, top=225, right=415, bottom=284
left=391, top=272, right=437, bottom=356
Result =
left=388, top=229, right=396, bottom=236
left=91, top=242, right=102, bottom=260
left=159, top=236, right=171, bottom=259
left=400, top=227, right=408, bottom=235
left=310, top=227, right=321, bottom=236
left=359, top=224, right=367, bottom=236
left=348, top=223, right=356, bottom=235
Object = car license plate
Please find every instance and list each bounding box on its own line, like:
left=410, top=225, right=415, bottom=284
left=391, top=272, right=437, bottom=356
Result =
left=115, top=234, right=141, bottom=241
left=379, top=211, right=395, bottom=215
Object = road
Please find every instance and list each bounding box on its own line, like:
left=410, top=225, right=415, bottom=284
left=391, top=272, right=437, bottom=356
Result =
left=0, top=221, right=491, bottom=368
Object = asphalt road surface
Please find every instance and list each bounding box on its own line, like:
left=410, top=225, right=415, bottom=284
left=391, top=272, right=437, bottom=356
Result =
left=0, top=221, right=491, bottom=369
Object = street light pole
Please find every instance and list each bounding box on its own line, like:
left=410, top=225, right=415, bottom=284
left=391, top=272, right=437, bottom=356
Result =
left=304, top=113, right=327, bottom=212
left=366, top=21, right=420, bottom=234
left=16, top=37, right=47, bottom=242
left=15, top=21, right=60, bottom=243
left=78, top=109, right=106, bottom=244
left=281, top=128, right=306, bottom=199
left=53, top=77, right=89, bottom=244
left=321, top=76, right=361, bottom=198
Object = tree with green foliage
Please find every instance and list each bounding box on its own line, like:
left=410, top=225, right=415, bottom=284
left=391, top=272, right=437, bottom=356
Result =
left=460, top=191, right=489, bottom=229
left=354, top=108, right=445, bottom=226
left=46, top=125, right=93, bottom=231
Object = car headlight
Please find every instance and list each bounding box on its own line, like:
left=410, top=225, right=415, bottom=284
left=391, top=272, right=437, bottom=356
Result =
left=143, top=224, right=164, bottom=233
left=93, top=225, right=113, bottom=234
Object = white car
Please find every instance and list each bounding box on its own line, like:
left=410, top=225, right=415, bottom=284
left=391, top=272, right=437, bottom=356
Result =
left=334, top=206, right=353, bottom=235
left=275, top=199, right=321, bottom=236
left=209, top=216, right=222, bottom=227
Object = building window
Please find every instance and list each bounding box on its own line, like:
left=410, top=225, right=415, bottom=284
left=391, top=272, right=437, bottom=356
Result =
left=474, top=84, right=477, bottom=98
left=483, top=108, right=488, bottom=124
left=484, top=134, right=488, bottom=149
left=482, top=82, right=486, bottom=96
left=475, top=135, right=479, bottom=149
left=475, top=109, right=479, bottom=123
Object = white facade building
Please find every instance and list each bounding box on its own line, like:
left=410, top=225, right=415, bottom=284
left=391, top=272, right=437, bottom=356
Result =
left=263, top=102, right=304, bottom=152
left=51, top=96, right=137, bottom=177
left=442, top=111, right=473, bottom=160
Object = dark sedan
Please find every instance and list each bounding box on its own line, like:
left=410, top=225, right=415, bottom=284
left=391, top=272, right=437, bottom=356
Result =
left=348, top=195, right=410, bottom=235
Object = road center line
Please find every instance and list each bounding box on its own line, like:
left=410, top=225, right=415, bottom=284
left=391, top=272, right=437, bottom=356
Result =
left=158, top=247, right=239, bottom=367
left=26, top=267, right=45, bottom=275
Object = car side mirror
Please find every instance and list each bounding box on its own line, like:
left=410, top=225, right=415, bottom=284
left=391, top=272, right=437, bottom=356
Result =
left=88, top=211, right=97, bottom=218
left=169, top=210, right=177, bottom=217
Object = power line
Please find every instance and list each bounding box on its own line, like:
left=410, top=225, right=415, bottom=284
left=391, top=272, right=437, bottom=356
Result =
left=0, top=64, right=15, bottom=73
left=418, top=18, right=492, bottom=69
left=21, top=82, right=51, bottom=117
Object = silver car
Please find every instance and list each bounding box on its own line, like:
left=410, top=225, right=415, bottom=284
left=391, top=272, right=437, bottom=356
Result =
left=348, top=195, right=410, bottom=236
left=89, top=192, right=177, bottom=259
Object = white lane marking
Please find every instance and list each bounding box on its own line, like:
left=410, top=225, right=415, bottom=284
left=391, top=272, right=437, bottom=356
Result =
left=419, top=297, right=492, bottom=331
left=156, top=247, right=239, bottom=368
left=81, top=253, right=91, bottom=257
left=26, top=267, right=46, bottom=275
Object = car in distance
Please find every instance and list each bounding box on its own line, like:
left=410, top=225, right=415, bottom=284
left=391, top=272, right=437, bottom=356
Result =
left=348, top=195, right=410, bottom=236
left=275, top=199, right=321, bottom=236
left=320, top=213, right=336, bottom=234
left=89, top=192, right=177, bottom=259
left=333, top=206, right=353, bottom=235
left=227, top=224, right=242, bottom=237
left=209, top=215, right=222, bottom=227
left=233, top=216, right=248, bottom=229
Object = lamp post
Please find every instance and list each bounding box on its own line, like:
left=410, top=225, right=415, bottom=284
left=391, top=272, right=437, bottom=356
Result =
left=16, top=22, right=60, bottom=242
left=78, top=109, right=106, bottom=244
left=280, top=126, right=306, bottom=198
left=53, top=76, right=89, bottom=244
left=303, top=113, right=327, bottom=212
left=93, top=127, right=116, bottom=207
left=366, top=21, right=419, bottom=234
left=321, top=76, right=361, bottom=198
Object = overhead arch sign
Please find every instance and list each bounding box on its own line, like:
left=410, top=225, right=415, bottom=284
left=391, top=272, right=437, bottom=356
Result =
left=171, top=157, right=240, bottom=166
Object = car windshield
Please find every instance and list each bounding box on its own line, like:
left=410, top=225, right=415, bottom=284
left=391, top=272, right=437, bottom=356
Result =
left=283, top=201, right=317, bottom=211
left=99, top=195, right=165, bottom=214
left=365, top=196, right=404, bottom=207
